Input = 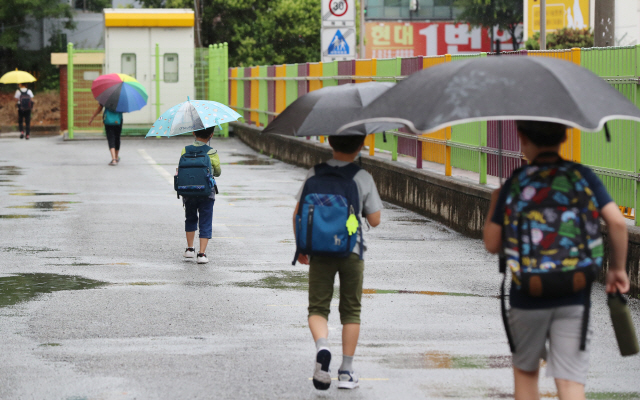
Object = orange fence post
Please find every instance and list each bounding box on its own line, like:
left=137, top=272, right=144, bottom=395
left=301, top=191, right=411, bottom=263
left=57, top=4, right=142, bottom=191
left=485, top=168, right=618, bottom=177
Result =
left=230, top=67, right=238, bottom=110
left=250, top=66, right=260, bottom=126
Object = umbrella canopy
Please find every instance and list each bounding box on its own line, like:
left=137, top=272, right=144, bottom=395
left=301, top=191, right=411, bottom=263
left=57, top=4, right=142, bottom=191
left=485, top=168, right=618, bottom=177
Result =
left=0, top=69, right=36, bottom=84
left=146, top=98, right=242, bottom=137
left=91, top=73, right=148, bottom=113
left=338, top=57, right=640, bottom=135
left=263, top=82, right=402, bottom=136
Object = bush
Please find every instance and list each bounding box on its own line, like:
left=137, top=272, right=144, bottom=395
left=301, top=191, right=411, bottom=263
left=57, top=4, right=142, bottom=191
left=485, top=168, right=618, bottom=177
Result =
left=525, top=28, right=594, bottom=50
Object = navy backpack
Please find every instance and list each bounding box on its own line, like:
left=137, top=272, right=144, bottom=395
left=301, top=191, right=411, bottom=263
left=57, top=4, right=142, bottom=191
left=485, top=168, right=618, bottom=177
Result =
left=174, top=145, right=216, bottom=198
left=293, top=163, right=363, bottom=265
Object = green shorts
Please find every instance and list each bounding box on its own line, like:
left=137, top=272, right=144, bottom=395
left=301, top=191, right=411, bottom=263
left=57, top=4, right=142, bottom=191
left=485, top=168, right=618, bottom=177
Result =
left=308, top=253, right=364, bottom=325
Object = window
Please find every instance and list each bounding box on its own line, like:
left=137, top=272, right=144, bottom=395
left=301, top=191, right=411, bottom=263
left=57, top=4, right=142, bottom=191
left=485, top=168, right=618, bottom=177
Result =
left=164, top=53, right=179, bottom=83
left=121, top=53, right=136, bottom=78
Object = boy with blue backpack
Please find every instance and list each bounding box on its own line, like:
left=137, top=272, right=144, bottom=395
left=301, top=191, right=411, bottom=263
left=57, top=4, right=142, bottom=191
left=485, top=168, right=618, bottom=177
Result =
left=293, top=134, right=383, bottom=391
left=175, top=126, right=221, bottom=264
left=483, top=121, right=629, bottom=400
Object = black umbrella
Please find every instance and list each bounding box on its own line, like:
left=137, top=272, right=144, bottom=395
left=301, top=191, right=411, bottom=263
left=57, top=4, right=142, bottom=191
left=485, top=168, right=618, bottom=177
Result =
left=263, top=82, right=401, bottom=136
left=337, top=57, right=640, bottom=135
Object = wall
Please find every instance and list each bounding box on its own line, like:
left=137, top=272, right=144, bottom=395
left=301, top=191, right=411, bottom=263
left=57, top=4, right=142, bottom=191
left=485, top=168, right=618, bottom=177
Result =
left=232, top=121, right=640, bottom=298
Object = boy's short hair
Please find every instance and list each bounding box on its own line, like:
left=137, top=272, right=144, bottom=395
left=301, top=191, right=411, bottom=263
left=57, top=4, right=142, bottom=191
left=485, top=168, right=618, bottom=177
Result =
left=194, top=126, right=215, bottom=139
left=516, top=120, right=567, bottom=147
left=328, top=135, right=366, bottom=154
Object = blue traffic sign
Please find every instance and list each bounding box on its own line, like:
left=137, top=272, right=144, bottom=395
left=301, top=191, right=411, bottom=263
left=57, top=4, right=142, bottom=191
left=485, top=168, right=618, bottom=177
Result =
left=327, top=30, right=349, bottom=55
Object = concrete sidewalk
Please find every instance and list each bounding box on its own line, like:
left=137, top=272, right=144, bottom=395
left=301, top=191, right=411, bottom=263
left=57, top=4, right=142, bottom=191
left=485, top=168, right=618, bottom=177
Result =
left=0, top=135, right=638, bottom=399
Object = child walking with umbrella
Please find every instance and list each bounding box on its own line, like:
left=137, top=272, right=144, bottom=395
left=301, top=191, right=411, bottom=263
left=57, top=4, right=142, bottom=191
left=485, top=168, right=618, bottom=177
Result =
left=89, top=73, right=148, bottom=166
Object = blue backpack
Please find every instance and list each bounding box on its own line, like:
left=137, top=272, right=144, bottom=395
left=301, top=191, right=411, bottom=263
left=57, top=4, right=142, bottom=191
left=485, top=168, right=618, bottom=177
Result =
left=174, top=145, right=215, bottom=197
left=103, top=109, right=122, bottom=126
left=293, top=163, right=363, bottom=265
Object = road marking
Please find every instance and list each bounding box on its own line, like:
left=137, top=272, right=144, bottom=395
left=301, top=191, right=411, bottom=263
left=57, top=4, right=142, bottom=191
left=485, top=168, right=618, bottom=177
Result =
left=212, top=224, right=261, bottom=227
left=137, top=149, right=174, bottom=185
left=211, top=237, right=245, bottom=239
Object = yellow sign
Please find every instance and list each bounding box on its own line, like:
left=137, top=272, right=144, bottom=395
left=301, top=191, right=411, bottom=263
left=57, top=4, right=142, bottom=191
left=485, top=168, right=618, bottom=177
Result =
left=528, top=0, right=589, bottom=38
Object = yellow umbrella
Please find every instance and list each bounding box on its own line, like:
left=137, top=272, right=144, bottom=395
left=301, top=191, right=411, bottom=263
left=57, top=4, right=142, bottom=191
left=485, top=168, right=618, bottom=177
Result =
left=0, top=69, right=36, bottom=84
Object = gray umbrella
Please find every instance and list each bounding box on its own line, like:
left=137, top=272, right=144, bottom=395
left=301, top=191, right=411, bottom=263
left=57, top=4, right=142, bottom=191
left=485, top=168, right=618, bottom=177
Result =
left=262, top=82, right=401, bottom=136
left=338, top=57, right=640, bottom=135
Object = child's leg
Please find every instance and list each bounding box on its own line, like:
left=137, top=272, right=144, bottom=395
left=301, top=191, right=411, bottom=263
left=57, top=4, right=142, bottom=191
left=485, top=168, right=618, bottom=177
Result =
left=555, top=379, right=585, bottom=400
left=337, top=254, right=364, bottom=358
left=514, top=367, right=540, bottom=400
left=186, top=231, right=195, bottom=247
left=309, top=315, right=329, bottom=341
left=197, top=198, right=214, bottom=253
left=342, top=323, right=360, bottom=357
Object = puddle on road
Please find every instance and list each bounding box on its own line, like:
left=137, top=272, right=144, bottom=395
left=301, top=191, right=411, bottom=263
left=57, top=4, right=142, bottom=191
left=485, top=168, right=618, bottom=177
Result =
left=10, top=191, right=75, bottom=196
left=234, top=270, right=308, bottom=291
left=0, top=214, right=43, bottom=219
left=7, top=201, right=78, bottom=211
left=0, top=273, right=107, bottom=308
left=224, top=153, right=277, bottom=166
left=383, top=351, right=511, bottom=370
left=0, top=166, right=22, bottom=176
left=584, top=393, right=640, bottom=400
left=39, top=343, right=61, bottom=347
left=391, top=217, right=434, bottom=225
left=363, top=288, right=483, bottom=297
left=1, top=246, right=58, bottom=253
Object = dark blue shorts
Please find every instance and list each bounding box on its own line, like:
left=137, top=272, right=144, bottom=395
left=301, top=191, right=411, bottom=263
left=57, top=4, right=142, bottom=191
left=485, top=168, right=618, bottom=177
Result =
left=184, top=197, right=215, bottom=239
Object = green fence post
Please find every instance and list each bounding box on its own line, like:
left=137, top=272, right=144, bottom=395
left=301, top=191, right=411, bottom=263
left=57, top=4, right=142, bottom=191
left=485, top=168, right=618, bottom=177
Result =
left=392, top=134, right=398, bottom=161
left=208, top=44, right=215, bottom=102
left=155, top=43, right=161, bottom=120
left=222, top=42, right=229, bottom=137
left=67, top=42, right=74, bottom=140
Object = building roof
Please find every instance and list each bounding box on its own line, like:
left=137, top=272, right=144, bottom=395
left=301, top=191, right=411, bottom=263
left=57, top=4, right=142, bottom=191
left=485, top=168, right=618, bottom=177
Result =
left=103, top=8, right=194, bottom=27
left=51, top=52, right=105, bottom=66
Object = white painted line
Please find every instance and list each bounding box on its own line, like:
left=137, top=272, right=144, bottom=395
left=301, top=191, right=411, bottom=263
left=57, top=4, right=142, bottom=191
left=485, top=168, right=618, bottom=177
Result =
left=307, top=378, right=389, bottom=381
left=137, top=149, right=174, bottom=185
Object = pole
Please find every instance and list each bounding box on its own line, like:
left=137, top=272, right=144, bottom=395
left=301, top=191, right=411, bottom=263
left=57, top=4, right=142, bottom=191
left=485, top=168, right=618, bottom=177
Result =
left=155, top=43, right=160, bottom=121
left=359, top=0, right=365, bottom=58
left=595, top=0, right=615, bottom=46
left=540, top=0, right=546, bottom=50
left=67, top=42, right=74, bottom=140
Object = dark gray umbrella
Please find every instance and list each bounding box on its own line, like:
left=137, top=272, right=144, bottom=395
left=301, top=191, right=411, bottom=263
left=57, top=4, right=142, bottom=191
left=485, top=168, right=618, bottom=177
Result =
left=338, top=57, right=640, bottom=135
left=262, top=82, right=401, bottom=136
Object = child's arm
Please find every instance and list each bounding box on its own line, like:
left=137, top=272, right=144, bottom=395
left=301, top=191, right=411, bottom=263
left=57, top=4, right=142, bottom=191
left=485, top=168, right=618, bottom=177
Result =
left=88, top=104, right=103, bottom=124
left=366, top=211, right=381, bottom=227
left=293, top=202, right=309, bottom=265
left=209, top=152, right=221, bottom=177
left=600, top=202, right=630, bottom=293
left=483, top=189, right=502, bottom=254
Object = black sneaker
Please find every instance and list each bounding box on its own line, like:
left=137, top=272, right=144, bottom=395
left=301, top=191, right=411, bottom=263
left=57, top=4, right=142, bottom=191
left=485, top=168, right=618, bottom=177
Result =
left=25, top=134, right=29, bottom=140
left=313, top=348, right=331, bottom=390
left=19, top=132, right=24, bottom=139
left=196, top=253, right=208, bottom=264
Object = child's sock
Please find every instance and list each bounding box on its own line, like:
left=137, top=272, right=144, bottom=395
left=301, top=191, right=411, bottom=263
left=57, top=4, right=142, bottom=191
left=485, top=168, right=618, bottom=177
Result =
left=316, top=337, right=329, bottom=350
left=339, top=355, right=353, bottom=372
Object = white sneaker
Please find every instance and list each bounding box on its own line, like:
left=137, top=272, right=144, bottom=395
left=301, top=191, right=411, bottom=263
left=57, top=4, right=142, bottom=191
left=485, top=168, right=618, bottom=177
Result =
left=196, top=253, right=209, bottom=264
left=312, top=348, right=331, bottom=390
left=183, top=248, right=195, bottom=258
left=337, top=370, right=359, bottom=389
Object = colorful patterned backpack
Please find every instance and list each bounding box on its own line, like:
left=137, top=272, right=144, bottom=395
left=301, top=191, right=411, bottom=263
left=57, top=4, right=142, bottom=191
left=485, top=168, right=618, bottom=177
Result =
left=500, top=153, right=603, bottom=351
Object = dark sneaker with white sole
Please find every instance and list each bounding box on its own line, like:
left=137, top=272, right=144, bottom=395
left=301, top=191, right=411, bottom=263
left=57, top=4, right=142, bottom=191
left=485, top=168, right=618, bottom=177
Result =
left=313, top=348, right=331, bottom=390
left=337, top=370, right=359, bottom=389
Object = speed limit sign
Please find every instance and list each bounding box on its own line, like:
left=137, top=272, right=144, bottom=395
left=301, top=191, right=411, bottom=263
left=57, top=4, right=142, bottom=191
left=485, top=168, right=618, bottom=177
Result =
left=329, top=0, right=348, bottom=17
left=321, top=0, right=355, bottom=27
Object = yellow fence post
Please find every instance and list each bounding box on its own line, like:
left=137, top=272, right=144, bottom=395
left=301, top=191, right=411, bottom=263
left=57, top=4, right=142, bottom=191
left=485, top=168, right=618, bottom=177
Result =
left=444, top=54, right=452, bottom=176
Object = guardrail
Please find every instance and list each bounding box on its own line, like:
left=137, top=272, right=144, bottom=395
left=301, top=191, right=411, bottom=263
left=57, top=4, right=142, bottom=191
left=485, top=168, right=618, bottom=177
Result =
left=228, top=46, right=640, bottom=226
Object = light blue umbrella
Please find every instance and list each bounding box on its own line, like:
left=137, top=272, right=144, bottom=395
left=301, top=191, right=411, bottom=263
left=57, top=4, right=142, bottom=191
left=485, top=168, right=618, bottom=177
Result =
left=146, top=98, right=242, bottom=137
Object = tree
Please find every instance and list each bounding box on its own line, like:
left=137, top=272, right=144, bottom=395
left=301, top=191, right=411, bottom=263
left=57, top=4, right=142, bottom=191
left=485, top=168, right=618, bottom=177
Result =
left=74, top=0, right=113, bottom=13
left=0, top=0, right=74, bottom=51
left=138, top=0, right=321, bottom=67
left=454, top=0, right=523, bottom=51
left=525, top=28, right=593, bottom=50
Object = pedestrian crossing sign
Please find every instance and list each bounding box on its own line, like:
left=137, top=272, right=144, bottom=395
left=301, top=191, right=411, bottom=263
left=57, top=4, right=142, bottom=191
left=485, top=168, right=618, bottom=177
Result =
left=328, top=30, right=349, bottom=55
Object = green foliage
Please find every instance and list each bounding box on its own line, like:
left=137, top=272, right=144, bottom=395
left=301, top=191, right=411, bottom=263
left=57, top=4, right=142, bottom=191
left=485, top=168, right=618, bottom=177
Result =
left=454, top=0, right=523, bottom=50
left=73, top=0, right=112, bottom=12
left=138, top=0, right=321, bottom=67
left=525, top=28, right=594, bottom=50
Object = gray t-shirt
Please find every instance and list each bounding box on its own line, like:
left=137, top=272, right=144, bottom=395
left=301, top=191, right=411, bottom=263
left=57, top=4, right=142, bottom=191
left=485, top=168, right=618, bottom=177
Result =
left=296, top=159, right=383, bottom=255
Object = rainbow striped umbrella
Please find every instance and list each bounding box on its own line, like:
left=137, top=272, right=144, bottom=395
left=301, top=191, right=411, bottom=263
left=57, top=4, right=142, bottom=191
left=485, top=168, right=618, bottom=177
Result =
left=91, top=73, right=148, bottom=113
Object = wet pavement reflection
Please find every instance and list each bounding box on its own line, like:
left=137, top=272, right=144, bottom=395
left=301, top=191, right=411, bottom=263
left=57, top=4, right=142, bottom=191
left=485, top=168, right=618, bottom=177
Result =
left=0, top=273, right=107, bottom=308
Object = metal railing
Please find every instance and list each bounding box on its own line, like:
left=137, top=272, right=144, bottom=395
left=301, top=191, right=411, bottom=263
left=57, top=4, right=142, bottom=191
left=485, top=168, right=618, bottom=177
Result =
left=229, top=46, right=640, bottom=225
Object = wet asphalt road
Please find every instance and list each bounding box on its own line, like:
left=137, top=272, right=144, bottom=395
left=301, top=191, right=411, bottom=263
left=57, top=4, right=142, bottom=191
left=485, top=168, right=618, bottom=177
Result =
left=0, top=135, right=639, bottom=400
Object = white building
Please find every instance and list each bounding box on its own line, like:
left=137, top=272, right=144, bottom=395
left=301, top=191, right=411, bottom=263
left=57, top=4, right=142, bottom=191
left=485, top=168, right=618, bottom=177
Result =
left=103, top=8, right=195, bottom=125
